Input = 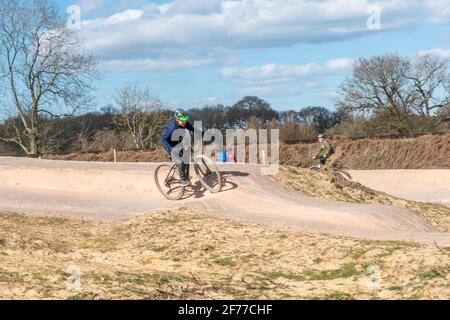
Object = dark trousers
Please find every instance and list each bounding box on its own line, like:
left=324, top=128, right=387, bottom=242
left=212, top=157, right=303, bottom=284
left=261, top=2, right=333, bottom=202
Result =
left=176, top=163, right=190, bottom=181
left=169, top=147, right=190, bottom=181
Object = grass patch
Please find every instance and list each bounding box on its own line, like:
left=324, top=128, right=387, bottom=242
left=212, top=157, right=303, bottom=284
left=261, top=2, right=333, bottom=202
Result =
left=387, top=285, right=403, bottom=291
left=115, top=271, right=184, bottom=286
left=242, top=253, right=258, bottom=262
left=265, top=271, right=305, bottom=282
left=67, top=292, right=98, bottom=300
left=264, top=263, right=360, bottom=282
left=152, top=245, right=169, bottom=252
left=0, top=270, right=25, bottom=283
left=204, top=245, right=215, bottom=252
left=88, top=272, right=114, bottom=284
left=418, top=266, right=450, bottom=280
left=265, top=249, right=280, bottom=256
left=311, top=291, right=355, bottom=300
left=303, top=263, right=360, bottom=281
left=213, top=257, right=236, bottom=267
left=279, top=292, right=294, bottom=299
left=384, top=241, right=420, bottom=251
left=350, top=249, right=368, bottom=260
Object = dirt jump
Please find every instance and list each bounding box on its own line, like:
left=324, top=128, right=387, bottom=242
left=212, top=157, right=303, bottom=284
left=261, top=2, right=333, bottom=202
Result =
left=1, top=156, right=449, bottom=245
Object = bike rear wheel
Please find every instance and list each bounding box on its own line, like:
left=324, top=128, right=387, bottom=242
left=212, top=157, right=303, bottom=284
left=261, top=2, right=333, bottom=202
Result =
left=154, top=164, right=185, bottom=200
left=194, top=155, right=222, bottom=193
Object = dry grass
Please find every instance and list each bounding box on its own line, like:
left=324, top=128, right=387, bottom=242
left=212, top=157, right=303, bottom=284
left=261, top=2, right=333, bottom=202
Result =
left=272, top=166, right=450, bottom=232
left=44, top=148, right=167, bottom=163
left=281, top=133, right=450, bottom=169
left=1, top=209, right=449, bottom=300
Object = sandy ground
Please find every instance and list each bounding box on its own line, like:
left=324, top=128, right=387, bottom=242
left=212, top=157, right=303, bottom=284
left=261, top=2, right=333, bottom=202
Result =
left=0, top=157, right=450, bottom=245
left=349, top=170, right=450, bottom=206
left=1, top=209, right=449, bottom=300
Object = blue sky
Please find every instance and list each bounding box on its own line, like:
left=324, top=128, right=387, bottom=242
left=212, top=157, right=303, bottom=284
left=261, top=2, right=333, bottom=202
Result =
left=60, top=0, right=450, bottom=111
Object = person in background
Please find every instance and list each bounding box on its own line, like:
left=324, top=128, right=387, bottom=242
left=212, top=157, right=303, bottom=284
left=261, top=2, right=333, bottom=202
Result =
left=312, top=133, right=333, bottom=169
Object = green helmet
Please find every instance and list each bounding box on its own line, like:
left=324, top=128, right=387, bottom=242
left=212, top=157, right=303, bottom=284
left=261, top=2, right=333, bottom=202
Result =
left=174, top=108, right=190, bottom=122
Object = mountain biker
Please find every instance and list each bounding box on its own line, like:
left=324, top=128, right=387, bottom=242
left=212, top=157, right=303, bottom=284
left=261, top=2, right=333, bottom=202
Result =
left=161, top=109, right=195, bottom=187
left=312, top=133, right=333, bottom=168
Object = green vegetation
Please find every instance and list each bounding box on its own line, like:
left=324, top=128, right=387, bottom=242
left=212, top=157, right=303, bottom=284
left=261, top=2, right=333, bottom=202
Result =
left=213, top=257, right=236, bottom=267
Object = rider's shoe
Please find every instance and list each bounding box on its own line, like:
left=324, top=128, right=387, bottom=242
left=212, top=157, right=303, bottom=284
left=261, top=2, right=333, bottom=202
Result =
left=180, top=179, right=191, bottom=187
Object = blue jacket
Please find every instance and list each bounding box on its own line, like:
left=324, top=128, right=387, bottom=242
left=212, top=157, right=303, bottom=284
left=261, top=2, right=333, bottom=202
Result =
left=161, top=119, right=195, bottom=153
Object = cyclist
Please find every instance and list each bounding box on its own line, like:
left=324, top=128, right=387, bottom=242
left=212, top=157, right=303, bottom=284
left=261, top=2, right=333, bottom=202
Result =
left=312, top=133, right=333, bottom=169
left=161, top=109, right=195, bottom=187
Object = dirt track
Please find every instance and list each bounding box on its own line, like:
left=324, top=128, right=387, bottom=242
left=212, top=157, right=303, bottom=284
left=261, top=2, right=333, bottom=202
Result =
left=349, top=170, right=450, bottom=206
left=1, top=157, right=450, bottom=245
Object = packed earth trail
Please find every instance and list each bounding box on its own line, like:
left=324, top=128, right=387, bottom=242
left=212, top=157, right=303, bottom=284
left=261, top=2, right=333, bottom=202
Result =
left=1, top=157, right=449, bottom=245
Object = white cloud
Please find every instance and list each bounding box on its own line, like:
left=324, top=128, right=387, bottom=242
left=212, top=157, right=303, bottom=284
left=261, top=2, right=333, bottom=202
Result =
left=79, top=0, right=450, bottom=72
left=220, top=58, right=354, bottom=82
left=219, top=58, right=353, bottom=98
left=99, top=56, right=216, bottom=72
left=158, top=0, right=223, bottom=15
left=418, top=48, right=450, bottom=59
left=222, top=47, right=450, bottom=99
left=83, top=9, right=143, bottom=28
left=425, top=0, right=450, bottom=23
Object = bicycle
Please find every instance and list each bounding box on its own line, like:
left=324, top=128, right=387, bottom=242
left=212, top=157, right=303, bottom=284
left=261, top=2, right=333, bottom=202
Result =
left=154, top=153, right=223, bottom=201
left=309, top=156, right=327, bottom=171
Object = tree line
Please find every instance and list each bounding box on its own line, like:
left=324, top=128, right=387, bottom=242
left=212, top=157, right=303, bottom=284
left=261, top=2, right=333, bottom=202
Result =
left=0, top=92, right=345, bottom=154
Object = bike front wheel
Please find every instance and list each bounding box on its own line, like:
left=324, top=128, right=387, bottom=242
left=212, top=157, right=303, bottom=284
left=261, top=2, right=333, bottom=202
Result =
left=154, top=164, right=185, bottom=200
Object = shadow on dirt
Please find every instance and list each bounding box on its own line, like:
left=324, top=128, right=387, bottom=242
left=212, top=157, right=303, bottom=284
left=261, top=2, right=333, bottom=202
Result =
left=180, top=171, right=248, bottom=200
left=221, top=171, right=250, bottom=178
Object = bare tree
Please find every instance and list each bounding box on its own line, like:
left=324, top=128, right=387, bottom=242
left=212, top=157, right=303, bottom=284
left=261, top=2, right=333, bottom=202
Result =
left=0, top=0, right=96, bottom=155
left=337, top=55, right=417, bottom=121
left=114, top=85, right=169, bottom=150
left=406, top=54, right=449, bottom=116
left=278, top=107, right=340, bottom=133
left=337, top=54, right=450, bottom=120
left=436, top=97, right=450, bottom=123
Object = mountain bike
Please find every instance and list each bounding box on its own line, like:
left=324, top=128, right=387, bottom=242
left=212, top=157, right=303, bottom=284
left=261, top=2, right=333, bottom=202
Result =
left=154, top=153, right=222, bottom=200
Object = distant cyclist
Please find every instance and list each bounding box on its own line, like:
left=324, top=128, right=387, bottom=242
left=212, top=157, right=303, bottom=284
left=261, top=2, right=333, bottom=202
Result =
left=312, top=133, right=333, bottom=169
left=161, top=109, right=195, bottom=187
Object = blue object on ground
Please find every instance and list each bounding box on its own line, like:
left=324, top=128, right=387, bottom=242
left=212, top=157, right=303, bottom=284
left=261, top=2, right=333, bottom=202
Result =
left=220, top=149, right=227, bottom=162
